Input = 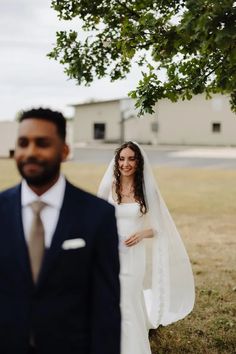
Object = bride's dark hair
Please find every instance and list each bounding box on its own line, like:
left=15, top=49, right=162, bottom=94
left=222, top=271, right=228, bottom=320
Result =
left=114, top=141, right=147, bottom=214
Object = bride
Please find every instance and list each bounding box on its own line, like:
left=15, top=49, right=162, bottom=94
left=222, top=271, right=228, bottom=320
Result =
left=98, top=141, right=195, bottom=354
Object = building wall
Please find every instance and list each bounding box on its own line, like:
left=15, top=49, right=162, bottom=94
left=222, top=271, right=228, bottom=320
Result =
left=0, top=121, right=18, bottom=157
left=74, top=100, right=121, bottom=144
left=156, top=95, right=236, bottom=145
left=73, top=99, right=159, bottom=145
left=125, top=114, right=158, bottom=144
left=73, top=94, right=236, bottom=147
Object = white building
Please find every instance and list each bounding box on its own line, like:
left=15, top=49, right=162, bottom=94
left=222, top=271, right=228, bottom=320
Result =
left=156, top=94, right=236, bottom=146
left=0, top=121, right=18, bottom=158
left=73, top=94, right=236, bottom=147
left=0, top=94, right=235, bottom=159
left=73, top=98, right=157, bottom=146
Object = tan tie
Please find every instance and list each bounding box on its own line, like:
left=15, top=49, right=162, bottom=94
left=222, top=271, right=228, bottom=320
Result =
left=28, top=201, right=46, bottom=283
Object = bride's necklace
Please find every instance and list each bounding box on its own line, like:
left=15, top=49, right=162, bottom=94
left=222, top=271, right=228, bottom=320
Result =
left=120, top=184, right=134, bottom=198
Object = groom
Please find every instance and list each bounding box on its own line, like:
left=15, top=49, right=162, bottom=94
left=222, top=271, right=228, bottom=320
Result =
left=0, top=108, right=121, bottom=354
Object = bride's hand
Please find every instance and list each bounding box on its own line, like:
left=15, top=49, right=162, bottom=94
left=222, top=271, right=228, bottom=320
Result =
left=124, top=229, right=154, bottom=247
left=124, top=232, right=144, bottom=247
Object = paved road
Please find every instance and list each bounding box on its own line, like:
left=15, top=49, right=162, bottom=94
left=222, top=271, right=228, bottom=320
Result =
left=73, top=145, right=236, bottom=169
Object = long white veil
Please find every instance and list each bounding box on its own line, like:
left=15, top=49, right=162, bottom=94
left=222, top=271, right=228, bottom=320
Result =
left=98, top=142, right=195, bottom=328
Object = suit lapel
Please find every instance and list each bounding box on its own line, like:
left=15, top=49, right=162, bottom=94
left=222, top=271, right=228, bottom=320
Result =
left=9, top=185, right=33, bottom=285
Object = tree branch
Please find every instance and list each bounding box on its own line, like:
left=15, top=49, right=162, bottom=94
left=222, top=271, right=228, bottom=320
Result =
left=174, top=51, right=230, bottom=94
left=116, top=0, right=140, bottom=20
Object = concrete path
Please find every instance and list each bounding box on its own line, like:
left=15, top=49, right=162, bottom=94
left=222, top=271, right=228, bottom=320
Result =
left=73, top=145, right=236, bottom=169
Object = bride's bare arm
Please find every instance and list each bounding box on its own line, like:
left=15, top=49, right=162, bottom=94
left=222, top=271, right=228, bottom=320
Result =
left=124, top=229, right=154, bottom=247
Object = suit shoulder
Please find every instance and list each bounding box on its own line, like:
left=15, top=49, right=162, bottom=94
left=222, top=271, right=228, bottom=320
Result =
left=66, top=181, right=114, bottom=212
left=0, top=184, right=20, bottom=201
left=0, top=185, right=20, bottom=213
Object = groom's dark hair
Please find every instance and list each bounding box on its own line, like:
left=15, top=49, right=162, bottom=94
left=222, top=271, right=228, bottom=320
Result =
left=18, top=107, right=66, bottom=141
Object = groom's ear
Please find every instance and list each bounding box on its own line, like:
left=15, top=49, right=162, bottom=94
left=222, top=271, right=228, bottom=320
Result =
left=62, top=143, right=70, bottom=161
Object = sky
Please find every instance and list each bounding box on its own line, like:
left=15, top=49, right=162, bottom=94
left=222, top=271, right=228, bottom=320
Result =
left=0, top=0, right=141, bottom=121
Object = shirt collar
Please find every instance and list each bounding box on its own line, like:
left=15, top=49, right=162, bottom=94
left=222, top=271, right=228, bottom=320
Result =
left=21, top=174, right=66, bottom=210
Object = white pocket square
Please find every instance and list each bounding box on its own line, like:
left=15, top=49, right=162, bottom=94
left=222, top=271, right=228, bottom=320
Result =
left=62, top=238, right=86, bottom=250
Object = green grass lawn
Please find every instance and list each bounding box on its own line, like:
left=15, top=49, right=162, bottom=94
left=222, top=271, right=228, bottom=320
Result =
left=1, top=159, right=236, bottom=353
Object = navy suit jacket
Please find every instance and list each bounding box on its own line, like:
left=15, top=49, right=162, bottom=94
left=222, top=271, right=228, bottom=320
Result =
left=0, top=180, right=121, bottom=354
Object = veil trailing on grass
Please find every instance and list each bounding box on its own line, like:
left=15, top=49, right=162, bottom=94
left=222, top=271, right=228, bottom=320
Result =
left=98, top=142, right=195, bottom=328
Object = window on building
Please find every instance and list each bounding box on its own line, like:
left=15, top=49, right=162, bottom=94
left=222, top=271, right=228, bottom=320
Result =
left=151, top=122, right=158, bottom=132
left=9, top=150, right=14, bottom=158
left=212, top=122, right=221, bottom=133
left=94, top=123, right=106, bottom=139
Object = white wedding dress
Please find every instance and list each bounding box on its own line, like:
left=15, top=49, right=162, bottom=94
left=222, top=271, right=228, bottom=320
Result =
left=98, top=143, right=195, bottom=354
left=109, top=196, right=152, bottom=354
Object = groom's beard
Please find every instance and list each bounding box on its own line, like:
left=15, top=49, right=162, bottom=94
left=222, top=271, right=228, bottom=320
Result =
left=17, top=156, right=61, bottom=186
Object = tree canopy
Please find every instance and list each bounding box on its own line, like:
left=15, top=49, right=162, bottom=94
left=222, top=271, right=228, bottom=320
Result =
left=49, top=0, right=236, bottom=115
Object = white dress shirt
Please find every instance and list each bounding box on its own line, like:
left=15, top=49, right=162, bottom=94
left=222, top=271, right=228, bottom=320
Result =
left=21, top=175, right=66, bottom=248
